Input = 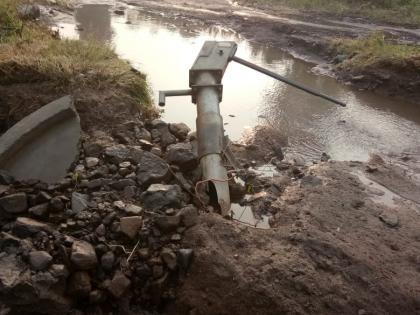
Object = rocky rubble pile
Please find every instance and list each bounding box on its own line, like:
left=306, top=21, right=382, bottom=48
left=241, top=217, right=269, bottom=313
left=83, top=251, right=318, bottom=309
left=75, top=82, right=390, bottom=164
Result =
left=0, top=119, right=203, bottom=314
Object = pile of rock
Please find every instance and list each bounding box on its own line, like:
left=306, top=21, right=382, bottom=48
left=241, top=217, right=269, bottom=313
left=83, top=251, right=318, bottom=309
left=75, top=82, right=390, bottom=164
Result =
left=0, top=119, right=199, bottom=314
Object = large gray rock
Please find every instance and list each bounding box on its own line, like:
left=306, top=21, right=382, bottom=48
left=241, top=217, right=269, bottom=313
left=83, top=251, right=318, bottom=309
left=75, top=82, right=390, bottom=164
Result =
left=166, top=142, right=198, bottom=171
left=29, top=251, right=53, bottom=271
left=141, top=184, right=184, bottom=210
left=70, top=240, right=98, bottom=270
left=136, top=151, right=170, bottom=187
left=0, top=193, right=27, bottom=214
left=0, top=96, right=81, bottom=183
left=169, top=123, right=191, bottom=141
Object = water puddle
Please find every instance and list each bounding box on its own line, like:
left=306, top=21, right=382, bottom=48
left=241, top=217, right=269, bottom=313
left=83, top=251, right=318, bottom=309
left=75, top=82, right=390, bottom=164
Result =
left=57, top=4, right=420, bottom=164
left=353, top=171, right=401, bottom=207
left=230, top=202, right=271, bottom=229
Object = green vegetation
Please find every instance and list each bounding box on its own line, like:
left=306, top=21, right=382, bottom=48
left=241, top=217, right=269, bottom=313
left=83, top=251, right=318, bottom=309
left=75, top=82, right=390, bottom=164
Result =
left=239, top=0, right=420, bottom=25
left=333, top=32, right=420, bottom=70
left=0, top=0, right=154, bottom=117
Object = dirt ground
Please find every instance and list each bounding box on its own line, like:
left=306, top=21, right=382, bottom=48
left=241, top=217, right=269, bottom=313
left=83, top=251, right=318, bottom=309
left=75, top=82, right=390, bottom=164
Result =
left=121, top=0, right=420, bottom=103
left=167, top=159, right=420, bottom=315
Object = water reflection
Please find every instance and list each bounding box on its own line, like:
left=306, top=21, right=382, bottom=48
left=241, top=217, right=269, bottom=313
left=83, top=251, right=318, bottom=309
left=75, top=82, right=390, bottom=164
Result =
left=59, top=4, right=420, bottom=162
left=75, top=4, right=112, bottom=41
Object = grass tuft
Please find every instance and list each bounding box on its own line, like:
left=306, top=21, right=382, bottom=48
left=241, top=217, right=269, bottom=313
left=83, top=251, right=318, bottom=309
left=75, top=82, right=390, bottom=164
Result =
left=332, top=32, right=420, bottom=70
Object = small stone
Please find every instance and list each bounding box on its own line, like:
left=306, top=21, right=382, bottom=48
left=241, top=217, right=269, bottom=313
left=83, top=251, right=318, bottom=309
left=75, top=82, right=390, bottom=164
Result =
left=101, top=251, right=115, bottom=271
left=160, top=248, right=177, bottom=270
left=139, top=139, right=153, bottom=150
left=110, top=179, right=136, bottom=190
left=71, top=192, right=88, bottom=213
left=89, top=290, right=106, bottom=304
left=136, top=152, right=170, bottom=187
left=95, top=224, right=106, bottom=237
left=0, top=170, right=14, bottom=185
left=123, top=186, right=137, bottom=199
left=13, top=217, right=51, bottom=237
left=28, top=203, right=49, bottom=218
left=71, top=240, right=98, bottom=270
left=166, top=142, right=198, bottom=171
left=68, top=271, right=92, bottom=298
left=178, top=205, right=198, bottom=227
left=124, top=204, right=143, bottom=215
left=108, top=271, right=131, bottom=298
left=300, top=175, right=322, bottom=187
left=113, top=200, right=125, bottom=210
left=87, top=179, right=103, bottom=190
left=152, top=265, right=164, bottom=279
left=0, top=193, right=27, bottom=214
left=379, top=211, right=399, bottom=228
left=171, top=234, right=182, bottom=241
left=120, top=216, right=143, bottom=239
left=141, top=184, right=184, bottom=210
left=49, top=264, right=69, bottom=278
left=169, top=122, right=190, bottom=140
left=36, top=191, right=52, bottom=203
left=150, top=147, right=162, bottom=157
left=177, top=248, right=193, bottom=271
left=119, top=161, right=131, bottom=168
left=50, top=196, right=65, bottom=212
left=29, top=251, right=53, bottom=271
left=155, top=215, right=181, bottom=232
left=85, top=157, right=100, bottom=168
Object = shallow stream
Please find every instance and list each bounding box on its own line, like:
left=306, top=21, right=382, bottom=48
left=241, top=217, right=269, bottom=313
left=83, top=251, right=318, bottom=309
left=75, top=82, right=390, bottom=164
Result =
left=58, top=3, right=420, bottom=163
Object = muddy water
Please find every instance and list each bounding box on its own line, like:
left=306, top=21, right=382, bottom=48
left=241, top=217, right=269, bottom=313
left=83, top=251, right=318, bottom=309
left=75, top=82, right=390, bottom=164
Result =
left=58, top=4, right=420, bottom=162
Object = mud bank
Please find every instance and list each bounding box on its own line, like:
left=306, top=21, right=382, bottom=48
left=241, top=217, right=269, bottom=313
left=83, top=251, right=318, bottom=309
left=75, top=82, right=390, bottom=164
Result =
left=122, top=0, right=420, bottom=104
left=170, top=158, right=420, bottom=315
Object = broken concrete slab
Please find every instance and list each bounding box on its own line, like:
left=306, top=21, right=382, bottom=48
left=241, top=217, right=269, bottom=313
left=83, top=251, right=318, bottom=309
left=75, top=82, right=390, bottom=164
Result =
left=0, top=96, right=81, bottom=183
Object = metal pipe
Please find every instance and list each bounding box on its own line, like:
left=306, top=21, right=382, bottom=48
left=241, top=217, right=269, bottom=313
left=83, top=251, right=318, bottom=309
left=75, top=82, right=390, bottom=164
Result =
left=231, top=56, right=346, bottom=107
left=158, top=89, right=192, bottom=107
left=195, top=72, right=230, bottom=216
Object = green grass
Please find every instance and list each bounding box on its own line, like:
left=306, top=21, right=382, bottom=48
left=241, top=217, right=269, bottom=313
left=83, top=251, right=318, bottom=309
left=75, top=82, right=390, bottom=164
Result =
left=238, top=0, right=420, bottom=25
left=0, top=0, right=154, bottom=116
left=332, top=32, right=420, bottom=70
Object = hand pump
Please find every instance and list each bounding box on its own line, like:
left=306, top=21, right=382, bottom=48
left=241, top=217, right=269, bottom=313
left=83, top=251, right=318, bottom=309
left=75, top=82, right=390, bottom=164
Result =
left=158, top=41, right=345, bottom=216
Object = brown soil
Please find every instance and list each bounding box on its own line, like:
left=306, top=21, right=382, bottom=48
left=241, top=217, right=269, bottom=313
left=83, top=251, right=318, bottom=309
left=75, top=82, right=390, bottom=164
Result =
left=0, top=64, right=156, bottom=135
left=167, top=160, right=420, bottom=315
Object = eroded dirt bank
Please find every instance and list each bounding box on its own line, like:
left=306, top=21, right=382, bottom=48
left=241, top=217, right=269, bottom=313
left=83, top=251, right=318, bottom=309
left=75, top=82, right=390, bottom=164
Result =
left=121, top=0, right=420, bottom=104
left=170, top=159, right=420, bottom=315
